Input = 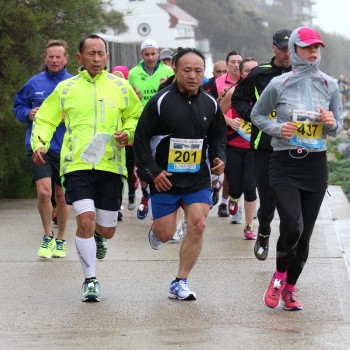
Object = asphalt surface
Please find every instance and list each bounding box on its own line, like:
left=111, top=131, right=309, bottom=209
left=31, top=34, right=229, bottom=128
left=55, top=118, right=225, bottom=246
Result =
left=1, top=185, right=350, bottom=350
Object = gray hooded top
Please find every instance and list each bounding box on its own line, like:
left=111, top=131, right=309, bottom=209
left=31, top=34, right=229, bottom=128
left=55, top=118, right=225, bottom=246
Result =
left=250, top=27, right=343, bottom=152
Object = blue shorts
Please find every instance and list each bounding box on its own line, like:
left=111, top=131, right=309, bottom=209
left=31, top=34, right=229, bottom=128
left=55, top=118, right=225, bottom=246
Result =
left=151, top=188, right=213, bottom=219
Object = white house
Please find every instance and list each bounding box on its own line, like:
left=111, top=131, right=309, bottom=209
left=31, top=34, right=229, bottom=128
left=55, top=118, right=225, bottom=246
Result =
left=102, top=0, right=214, bottom=77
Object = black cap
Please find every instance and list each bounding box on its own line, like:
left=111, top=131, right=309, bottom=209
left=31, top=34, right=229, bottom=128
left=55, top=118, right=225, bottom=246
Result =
left=273, top=29, right=292, bottom=49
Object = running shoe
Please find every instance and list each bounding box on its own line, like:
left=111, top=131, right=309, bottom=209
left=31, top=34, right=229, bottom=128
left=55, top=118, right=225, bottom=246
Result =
left=94, top=233, right=107, bottom=260
left=170, top=222, right=183, bottom=242
left=281, top=289, right=303, bottom=311
left=244, top=224, right=257, bottom=240
left=128, top=194, right=136, bottom=210
left=148, top=228, right=163, bottom=250
left=118, top=211, right=123, bottom=222
left=217, top=203, right=230, bottom=217
left=230, top=206, right=243, bottom=224
left=52, top=239, right=66, bottom=258
left=228, top=197, right=239, bottom=216
left=263, top=275, right=285, bottom=309
left=254, top=233, right=270, bottom=261
left=168, top=279, right=196, bottom=300
left=82, top=278, right=101, bottom=302
left=38, top=235, right=56, bottom=258
left=181, top=217, right=187, bottom=238
left=211, top=181, right=222, bottom=206
left=137, top=196, right=149, bottom=220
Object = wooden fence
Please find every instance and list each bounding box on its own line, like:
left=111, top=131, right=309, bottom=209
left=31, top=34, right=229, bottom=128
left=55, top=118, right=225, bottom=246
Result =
left=107, top=41, right=140, bottom=71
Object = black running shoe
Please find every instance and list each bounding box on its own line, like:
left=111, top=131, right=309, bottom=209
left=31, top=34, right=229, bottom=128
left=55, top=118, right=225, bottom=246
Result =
left=94, top=233, right=107, bottom=260
left=211, top=181, right=222, bottom=206
left=217, top=203, right=229, bottom=217
left=254, top=233, right=270, bottom=261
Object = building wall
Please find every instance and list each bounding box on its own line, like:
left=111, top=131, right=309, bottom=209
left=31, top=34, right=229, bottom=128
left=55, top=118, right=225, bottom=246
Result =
left=106, top=0, right=197, bottom=48
left=103, top=0, right=214, bottom=77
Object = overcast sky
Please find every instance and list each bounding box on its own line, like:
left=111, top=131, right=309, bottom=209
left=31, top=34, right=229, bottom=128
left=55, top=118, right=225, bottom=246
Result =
left=313, top=0, right=350, bottom=39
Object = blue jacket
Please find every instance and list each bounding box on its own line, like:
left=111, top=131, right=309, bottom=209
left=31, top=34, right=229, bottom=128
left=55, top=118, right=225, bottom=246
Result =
left=14, top=67, right=72, bottom=153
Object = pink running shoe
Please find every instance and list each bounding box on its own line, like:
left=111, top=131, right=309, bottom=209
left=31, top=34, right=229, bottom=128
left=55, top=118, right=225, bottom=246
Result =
left=228, top=198, right=239, bottom=215
left=263, top=275, right=285, bottom=309
left=244, top=224, right=257, bottom=240
left=281, top=289, right=303, bottom=311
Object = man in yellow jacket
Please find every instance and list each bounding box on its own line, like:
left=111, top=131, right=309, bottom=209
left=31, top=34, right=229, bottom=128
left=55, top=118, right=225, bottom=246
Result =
left=31, top=34, right=142, bottom=302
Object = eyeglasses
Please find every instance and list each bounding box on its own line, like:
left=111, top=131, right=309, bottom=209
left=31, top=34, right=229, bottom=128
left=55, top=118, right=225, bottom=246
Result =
left=215, top=70, right=228, bottom=74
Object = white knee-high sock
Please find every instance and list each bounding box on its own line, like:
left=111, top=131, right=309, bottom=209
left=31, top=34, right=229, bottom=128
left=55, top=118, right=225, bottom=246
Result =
left=75, top=236, right=96, bottom=279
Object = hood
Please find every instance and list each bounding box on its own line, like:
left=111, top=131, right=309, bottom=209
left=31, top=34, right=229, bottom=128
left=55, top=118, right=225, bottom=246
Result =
left=288, top=27, right=322, bottom=74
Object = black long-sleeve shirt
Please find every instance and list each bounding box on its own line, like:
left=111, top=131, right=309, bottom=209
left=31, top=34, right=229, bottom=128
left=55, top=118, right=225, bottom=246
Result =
left=134, top=82, right=227, bottom=194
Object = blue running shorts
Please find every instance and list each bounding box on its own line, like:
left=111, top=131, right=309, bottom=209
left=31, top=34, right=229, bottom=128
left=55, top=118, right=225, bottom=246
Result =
left=151, top=188, right=213, bottom=219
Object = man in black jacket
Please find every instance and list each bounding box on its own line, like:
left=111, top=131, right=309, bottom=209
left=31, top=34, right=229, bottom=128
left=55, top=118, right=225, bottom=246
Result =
left=134, top=48, right=226, bottom=301
left=232, top=29, right=292, bottom=261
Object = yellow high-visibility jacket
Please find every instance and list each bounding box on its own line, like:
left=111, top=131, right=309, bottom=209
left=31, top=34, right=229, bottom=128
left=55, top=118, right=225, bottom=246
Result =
left=31, top=68, right=142, bottom=177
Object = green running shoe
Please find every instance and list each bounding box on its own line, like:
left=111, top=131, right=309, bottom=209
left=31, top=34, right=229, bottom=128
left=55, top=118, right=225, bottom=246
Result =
left=52, top=239, right=66, bottom=258
left=82, top=278, right=100, bottom=302
left=38, top=236, right=56, bottom=258
left=94, top=233, right=107, bottom=260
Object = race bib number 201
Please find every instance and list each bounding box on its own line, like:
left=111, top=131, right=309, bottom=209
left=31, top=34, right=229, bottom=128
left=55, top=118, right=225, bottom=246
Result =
left=167, top=138, right=203, bottom=173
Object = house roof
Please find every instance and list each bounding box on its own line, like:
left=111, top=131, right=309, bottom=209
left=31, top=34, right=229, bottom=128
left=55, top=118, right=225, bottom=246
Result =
left=158, top=3, right=198, bottom=27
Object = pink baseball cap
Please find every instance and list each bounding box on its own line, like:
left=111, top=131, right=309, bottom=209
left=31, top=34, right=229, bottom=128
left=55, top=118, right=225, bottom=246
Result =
left=294, top=27, right=325, bottom=48
left=111, top=65, right=129, bottom=79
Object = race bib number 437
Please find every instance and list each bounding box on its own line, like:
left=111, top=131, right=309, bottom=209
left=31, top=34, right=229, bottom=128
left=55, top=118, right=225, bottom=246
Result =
left=290, top=109, right=323, bottom=149
left=167, top=138, right=203, bottom=173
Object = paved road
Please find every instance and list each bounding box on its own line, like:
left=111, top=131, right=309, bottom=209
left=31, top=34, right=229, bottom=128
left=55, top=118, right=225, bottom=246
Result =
left=1, top=185, right=350, bottom=350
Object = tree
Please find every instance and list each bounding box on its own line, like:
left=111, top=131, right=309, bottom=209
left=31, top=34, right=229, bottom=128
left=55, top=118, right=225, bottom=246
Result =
left=177, top=0, right=350, bottom=77
left=0, top=0, right=127, bottom=198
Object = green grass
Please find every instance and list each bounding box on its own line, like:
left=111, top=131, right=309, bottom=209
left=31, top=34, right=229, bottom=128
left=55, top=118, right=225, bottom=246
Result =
left=328, top=138, right=350, bottom=202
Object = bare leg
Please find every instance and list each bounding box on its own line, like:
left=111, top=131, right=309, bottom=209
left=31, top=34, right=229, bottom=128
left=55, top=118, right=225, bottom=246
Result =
left=36, top=177, right=53, bottom=236
left=177, top=203, right=210, bottom=278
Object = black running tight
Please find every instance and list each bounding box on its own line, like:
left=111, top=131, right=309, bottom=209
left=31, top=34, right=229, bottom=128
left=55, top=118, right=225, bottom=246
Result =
left=271, top=185, right=326, bottom=286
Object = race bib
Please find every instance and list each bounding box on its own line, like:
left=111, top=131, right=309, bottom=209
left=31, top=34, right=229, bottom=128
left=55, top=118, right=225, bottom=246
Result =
left=81, top=133, right=112, bottom=164
left=290, top=110, right=323, bottom=149
left=236, top=119, right=251, bottom=141
left=167, top=138, right=203, bottom=173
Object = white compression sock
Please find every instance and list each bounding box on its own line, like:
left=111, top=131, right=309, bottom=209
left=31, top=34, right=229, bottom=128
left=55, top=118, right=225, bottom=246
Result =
left=75, top=236, right=96, bottom=279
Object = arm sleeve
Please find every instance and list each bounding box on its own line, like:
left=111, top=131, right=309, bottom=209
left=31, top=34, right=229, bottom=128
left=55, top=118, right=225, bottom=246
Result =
left=326, top=83, right=344, bottom=137
left=208, top=104, right=227, bottom=165
left=210, top=80, right=219, bottom=99
left=121, top=81, right=143, bottom=144
left=231, top=77, right=256, bottom=122
left=250, top=84, right=282, bottom=137
left=133, top=100, right=164, bottom=183
left=30, top=89, right=63, bottom=152
left=13, top=84, right=33, bottom=124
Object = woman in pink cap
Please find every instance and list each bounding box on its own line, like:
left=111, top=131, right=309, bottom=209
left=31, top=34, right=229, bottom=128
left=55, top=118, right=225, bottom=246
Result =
left=251, top=27, right=343, bottom=311
left=111, top=65, right=129, bottom=79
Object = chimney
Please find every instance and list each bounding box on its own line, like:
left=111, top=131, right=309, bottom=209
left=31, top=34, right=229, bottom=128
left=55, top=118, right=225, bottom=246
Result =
left=168, top=0, right=176, bottom=4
